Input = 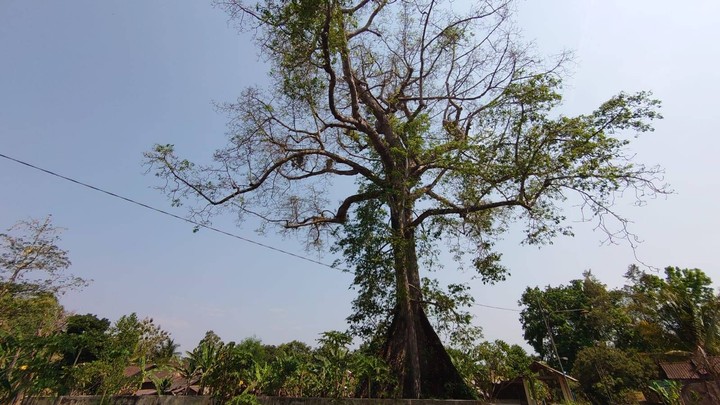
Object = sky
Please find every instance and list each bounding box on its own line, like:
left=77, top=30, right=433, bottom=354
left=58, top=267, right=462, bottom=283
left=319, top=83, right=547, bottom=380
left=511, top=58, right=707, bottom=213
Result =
left=1, top=0, right=718, bottom=353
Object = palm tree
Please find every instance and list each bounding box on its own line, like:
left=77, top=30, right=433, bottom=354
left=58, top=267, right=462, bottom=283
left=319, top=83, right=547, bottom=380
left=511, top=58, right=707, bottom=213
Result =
left=152, top=338, right=180, bottom=364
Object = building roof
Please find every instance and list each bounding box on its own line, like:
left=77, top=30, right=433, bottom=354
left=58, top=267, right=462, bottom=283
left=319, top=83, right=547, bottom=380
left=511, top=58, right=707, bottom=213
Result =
left=660, top=357, right=720, bottom=380
left=661, top=362, right=700, bottom=380
left=530, top=361, right=578, bottom=382
left=123, top=364, right=157, bottom=377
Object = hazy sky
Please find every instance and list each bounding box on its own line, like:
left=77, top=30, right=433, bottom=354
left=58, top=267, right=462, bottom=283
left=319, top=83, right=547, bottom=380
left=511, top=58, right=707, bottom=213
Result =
left=1, top=0, right=718, bottom=352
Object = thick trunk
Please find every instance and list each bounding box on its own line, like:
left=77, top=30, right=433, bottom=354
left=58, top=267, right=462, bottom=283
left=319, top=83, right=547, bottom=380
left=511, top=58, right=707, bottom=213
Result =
left=374, top=198, right=473, bottom=399
left=380, top=304, right=475, bottom=399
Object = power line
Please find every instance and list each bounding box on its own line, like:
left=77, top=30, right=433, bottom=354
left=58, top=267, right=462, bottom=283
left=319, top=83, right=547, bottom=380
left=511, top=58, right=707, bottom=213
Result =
left=474, top=302, right=521, bottom=312
left=0, top=152, right=336, bottom=270
left=1, top=151, right=524, bottom=313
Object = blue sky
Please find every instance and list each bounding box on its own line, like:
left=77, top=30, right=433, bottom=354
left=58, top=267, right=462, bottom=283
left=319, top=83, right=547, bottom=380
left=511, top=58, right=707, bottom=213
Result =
left=1, top=0, right=718, bottom=352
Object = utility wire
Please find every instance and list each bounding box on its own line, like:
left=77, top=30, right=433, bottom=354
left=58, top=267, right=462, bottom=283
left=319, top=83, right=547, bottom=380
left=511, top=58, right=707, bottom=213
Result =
left=1, top=151, right=526, bottom=313
left=474, top=302, right=521, bottom=312
left=0, top=152, right=335, bottom=270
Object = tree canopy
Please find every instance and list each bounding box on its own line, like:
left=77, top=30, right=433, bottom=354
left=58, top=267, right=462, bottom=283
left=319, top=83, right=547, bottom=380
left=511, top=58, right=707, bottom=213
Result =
left=146, top=0, right=667, bottom=397
left=0, top=216, right=86, bottom=295
left=624, top=265, right=720, bottom=354
left=519, top=266, right=720, bottom=403
left=519, top=272, right=632, bottom=370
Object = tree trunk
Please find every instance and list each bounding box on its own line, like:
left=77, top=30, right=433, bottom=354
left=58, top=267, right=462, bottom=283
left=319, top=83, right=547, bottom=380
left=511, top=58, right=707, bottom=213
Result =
left=375, top=198, right=474, bottom=399
left=379, top=303, right=475, bottom=399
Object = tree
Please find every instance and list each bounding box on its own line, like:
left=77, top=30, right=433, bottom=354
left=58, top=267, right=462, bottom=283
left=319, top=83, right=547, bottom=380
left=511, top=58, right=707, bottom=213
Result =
left=185, top=331, right=224, bottom=395
left=146, top=0, right=667, bottom=397
left=0, top=288, right=65, bottom=404
left=61, top=314, right=111, bottom=367
left=572, top=346, right=656, bottom=405
left=265, top=340, right=313, bottom=396
left=449, top=339, right=532, bottom=401
left=0, top=216, right=84, bottom=403
left=519, top=272, right=632, bottom=370
left=0, top=216, right=86, bottom=295
left=55, top=314, right=112, bottom=395
left=352, top=352, right=393, bottom=398
left=624, top=265, right=720, bottom=355
left=66, top=313, right=173, bottom=397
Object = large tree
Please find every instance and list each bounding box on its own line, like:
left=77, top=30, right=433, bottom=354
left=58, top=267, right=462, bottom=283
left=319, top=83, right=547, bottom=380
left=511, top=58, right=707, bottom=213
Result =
left=146, top=0, right=667, bottom=397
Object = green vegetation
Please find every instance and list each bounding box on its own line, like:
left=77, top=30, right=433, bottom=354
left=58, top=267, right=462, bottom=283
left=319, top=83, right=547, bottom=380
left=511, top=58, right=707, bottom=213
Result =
left=520, top=266, right=720, bottom=404
left=3, top=215, right=720, bottom=404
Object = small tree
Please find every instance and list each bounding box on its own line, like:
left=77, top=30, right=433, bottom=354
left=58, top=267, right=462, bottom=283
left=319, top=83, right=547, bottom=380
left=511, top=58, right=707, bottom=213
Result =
left=0, top=216, right=86, bottom=295
left=0, top=289, right=65, bottom=404
left=572, top=346, right=657, bottom=405
left=449, top=339, right=531, bottom=400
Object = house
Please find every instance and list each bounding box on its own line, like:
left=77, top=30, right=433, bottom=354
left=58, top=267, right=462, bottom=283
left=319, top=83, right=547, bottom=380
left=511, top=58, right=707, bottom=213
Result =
left=123, top=364, right=201, bottom=396
left=657, top=352, right=720, bottom=405
left=492, top=361, right=577, bottom=405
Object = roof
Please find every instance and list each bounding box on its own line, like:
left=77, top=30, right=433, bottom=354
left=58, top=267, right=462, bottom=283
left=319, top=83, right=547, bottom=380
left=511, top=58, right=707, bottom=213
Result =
left=661, top=362, right=699, bottom=380
left=660, top=357, right=720, bottom=380
left=123, top=365, right=157, bottom=377
left=530, top=361, right=578, bottom=382
left=122, top=363, right=202, bottom=396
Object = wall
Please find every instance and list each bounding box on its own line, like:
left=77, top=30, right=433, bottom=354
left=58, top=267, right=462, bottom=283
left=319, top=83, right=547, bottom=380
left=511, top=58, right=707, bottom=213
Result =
left=23, top=397, right=214, bottom=405
left=23, top=397, right=498, bottom=405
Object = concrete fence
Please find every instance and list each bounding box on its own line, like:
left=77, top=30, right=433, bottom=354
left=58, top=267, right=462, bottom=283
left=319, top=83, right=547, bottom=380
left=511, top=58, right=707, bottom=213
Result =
left=23, top=397, right=500, bottom=405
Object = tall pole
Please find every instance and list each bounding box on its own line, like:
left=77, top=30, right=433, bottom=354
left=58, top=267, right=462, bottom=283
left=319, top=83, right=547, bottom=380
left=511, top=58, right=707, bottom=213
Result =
left=537, top=297, right=574, bottom=401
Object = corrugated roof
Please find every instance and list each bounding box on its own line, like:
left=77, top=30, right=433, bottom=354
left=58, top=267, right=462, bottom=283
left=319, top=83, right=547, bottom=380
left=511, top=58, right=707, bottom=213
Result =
left=529, top=361, right=578, bottom=382
left=660, top=362, right=699, bottom=380
left=122, top=364, right=157, bottom=378
left=660, top=356, right=720, bottom=380
left=692, top=357, right=720, bottom=375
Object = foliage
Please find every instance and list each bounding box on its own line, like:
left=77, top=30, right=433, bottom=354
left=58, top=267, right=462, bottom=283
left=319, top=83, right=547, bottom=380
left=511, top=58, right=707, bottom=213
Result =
left=61, top=314, right=111, bottom=365
left=202, top=341, right=256, bottom=400
left=0, top=216, right=86, bottom=295
left=648, top=380, right=683, bottom=405
left=261, top=340, right=313, bottom=396
left=332, top=199, right=395, bottom=341
left=520, top=267, right=720, bottom=366
left=0, top=288, right=65, bottom=404
left=334, top=198, right=481, bottom=350
left=149, top=369, right=174, bottom=395
left=449, top=339, right=532, bottom=400
left=519, top=272, right=630, bottom=370
left=519, top=267, right=720, bottom=403
left=624, top=265, right=720, bottom=354
left=227, top=391, right=261, bottom=405
left=310, top=331, right=354, bottom=397
left=572, top=346, right=657, bottom=405
left=185, top=330, right=225, bottom=396
left=63, top=313, right=173, bottom=397
left=352, top=352, right=394, bottom=398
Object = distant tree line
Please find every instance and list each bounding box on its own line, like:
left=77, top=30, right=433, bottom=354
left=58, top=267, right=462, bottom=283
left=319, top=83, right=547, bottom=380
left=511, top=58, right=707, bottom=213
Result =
left=4, top=216, right=717, bottom=405
left=519, top=266, right=720, bottom=404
